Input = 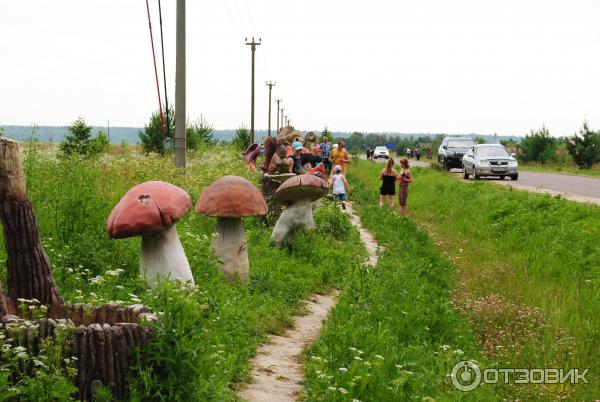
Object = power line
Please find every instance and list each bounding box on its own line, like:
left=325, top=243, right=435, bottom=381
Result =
left=220, top=0, right=244, bottom=37
left=244, top=0, right=258, bottom=34
left=233, top=0, right=251, bottom=35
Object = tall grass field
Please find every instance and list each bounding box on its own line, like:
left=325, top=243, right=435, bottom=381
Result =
left=348, top=159, right=600, bottom=400
left=0, top=143, right=366, bottom=401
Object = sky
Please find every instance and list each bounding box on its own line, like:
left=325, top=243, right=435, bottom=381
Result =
left=1, top=0, right=599, bottom=136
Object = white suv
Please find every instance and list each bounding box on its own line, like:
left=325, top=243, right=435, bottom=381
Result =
left=374, top=146, right=390, bottom=159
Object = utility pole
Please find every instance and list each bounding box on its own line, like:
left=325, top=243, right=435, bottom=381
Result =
left=246, top=37, right=261, bottom=144
left=265, top=81, right=275, bottom=137
left=174, top=0, right=186, bottom=167
left=275, top=99, right=281, bottom=131
left=280, top=108, right=285, bottom=128
left=285, top=115, right=289, bottom=127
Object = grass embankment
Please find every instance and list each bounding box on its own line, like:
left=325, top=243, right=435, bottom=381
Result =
left=0, top=144, right=365, bottom=401
left=302, top=165, right=497, bottom=401
left=518, top=162, right=600, bottom=177
left=347, top=159, right=600, bottom=400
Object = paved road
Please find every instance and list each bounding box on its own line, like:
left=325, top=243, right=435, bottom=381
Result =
left=482, top=171, right=600, bottom=205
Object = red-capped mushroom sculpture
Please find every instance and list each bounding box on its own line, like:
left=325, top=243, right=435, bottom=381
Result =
left=0, top=137, right=156, bottom=400
left=270, top=174, right=329, bottom=247
left=195, top=176, right=267, bottom=282
left=107, top=181, right=194, bottom=286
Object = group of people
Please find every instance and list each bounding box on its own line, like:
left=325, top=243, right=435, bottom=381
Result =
left=406, top=147, right=421, bottom=160
left=256, top=127, right=412, bottom=215
left=379, top=158, right=412, bottom=216
left=263, top=129, right=352, bottom=178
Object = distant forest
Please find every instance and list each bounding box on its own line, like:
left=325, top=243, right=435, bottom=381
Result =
left=0, top=125, right=520, bottom=149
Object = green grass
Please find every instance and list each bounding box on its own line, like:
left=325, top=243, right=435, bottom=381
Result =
left=345, top=159, right=600, bottom=400
left=0, top=144, right=366, bottom=401
left=302, top=164, right=498, bottom=401
left=519, top=161, right=600, bottom=177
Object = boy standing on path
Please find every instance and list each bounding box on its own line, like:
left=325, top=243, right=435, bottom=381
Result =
left=330, top=165, right=351, bottom=210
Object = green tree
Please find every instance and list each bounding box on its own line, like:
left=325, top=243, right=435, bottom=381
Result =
left=60, top=117, right=92, bottom=155
left=59, top=117, right=107, bottom=157
left=566, top=122, right=600, bottom=169
left=473, top=136, right=487, bottom=144
left=186, top=115, right=215, bottom=151
left=320, top=127, right=331, bottom=142
left=139, top=109, right=174, bottom=155
left=232, top=125, right=250, bottom=151
left=89, top=130, right=110, bottom=156
left=519, top=126, right=557, bottom=163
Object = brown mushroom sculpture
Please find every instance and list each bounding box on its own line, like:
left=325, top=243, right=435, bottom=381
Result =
left=270, top=174, right=328, bottom=247
left=195, top=176, right=267, bottom=282
left=107, top=181, right=194, bottom=286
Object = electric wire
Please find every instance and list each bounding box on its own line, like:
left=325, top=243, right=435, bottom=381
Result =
left=144, top=0, right=166, bottom=134
left=244, top=0, right=258, bottom=34
left=221, top=0, right=245, bottom=37
left=233, top=0, right=252, bottom=36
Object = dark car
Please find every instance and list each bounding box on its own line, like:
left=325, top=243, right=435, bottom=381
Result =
left=438, top=137, right=475, bottom=170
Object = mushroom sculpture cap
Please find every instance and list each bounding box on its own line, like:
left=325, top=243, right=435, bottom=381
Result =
left=274, top=174, right=328, bottom=204
left=195, top=175, right=268, bottom=218
left=107, top=181, right=192, bottom=239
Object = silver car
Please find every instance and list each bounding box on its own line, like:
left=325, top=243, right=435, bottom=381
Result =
left=462, top=144, right=518, bottom=180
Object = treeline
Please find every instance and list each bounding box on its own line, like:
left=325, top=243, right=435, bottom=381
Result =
left=514, top=122, right=600, bottom=169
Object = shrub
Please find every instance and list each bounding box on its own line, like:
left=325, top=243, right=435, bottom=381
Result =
left=232, top=125, right=250, bottom=151
left=60, top=117, right=108, bottom=158
left=186, top=116, right=216, bottom=151
left=139, top=109, right=174, bottom=155
left=350, top=146, right=362, bottom=159
left=89, top=130, right=110, bottom=155
left=566, top=122, right=600, bottom=169
left=519, top=126, right=557, bottom=163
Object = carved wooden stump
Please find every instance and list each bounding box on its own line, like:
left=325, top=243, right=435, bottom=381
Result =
left=0, top=137, right=155, bottom=400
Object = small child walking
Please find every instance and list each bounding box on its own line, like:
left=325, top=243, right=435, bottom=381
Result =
left=330, top=164, right=351, bottom=210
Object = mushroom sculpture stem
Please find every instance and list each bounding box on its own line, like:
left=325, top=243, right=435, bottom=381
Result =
left=270, top=199, right=314, bottom=246
left=140, top=225, right=193, bottom=284
left=195, top=175, right=268, bottom=283
left=269, top=174, right=328, bottom=247
left=213, top=218, right=248, bottom=282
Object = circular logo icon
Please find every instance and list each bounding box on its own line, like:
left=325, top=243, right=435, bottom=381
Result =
left=451, top=360, right=482, bottom=391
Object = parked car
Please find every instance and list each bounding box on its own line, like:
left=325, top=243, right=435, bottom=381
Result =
left=374, top=146, right=390, bottom=159
left=438, top=137, right=475, bottom=170
left=462, top=144, right=518, bottom=180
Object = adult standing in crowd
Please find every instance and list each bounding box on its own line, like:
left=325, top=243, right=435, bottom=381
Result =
left=329, top=140, right=350, bottom=174
left=320, top=135, right=332, bottom=174
left=398, top=158, right=413, bottom=216
left=379, top=158, right=397, bottom=209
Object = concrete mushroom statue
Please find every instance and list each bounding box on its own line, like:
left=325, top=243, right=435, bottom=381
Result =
left=270, top=174, right=328, bottom=247
left=195, top=176, right=267, bottom=282
left=107, top=181, right=194, bottom=286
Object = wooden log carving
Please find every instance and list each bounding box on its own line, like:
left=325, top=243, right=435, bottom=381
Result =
left=0, top=138, right=64, bottom=314
left=0, top=137, right=157, bottom=401
left=0, top=282, right=7, bottom=319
